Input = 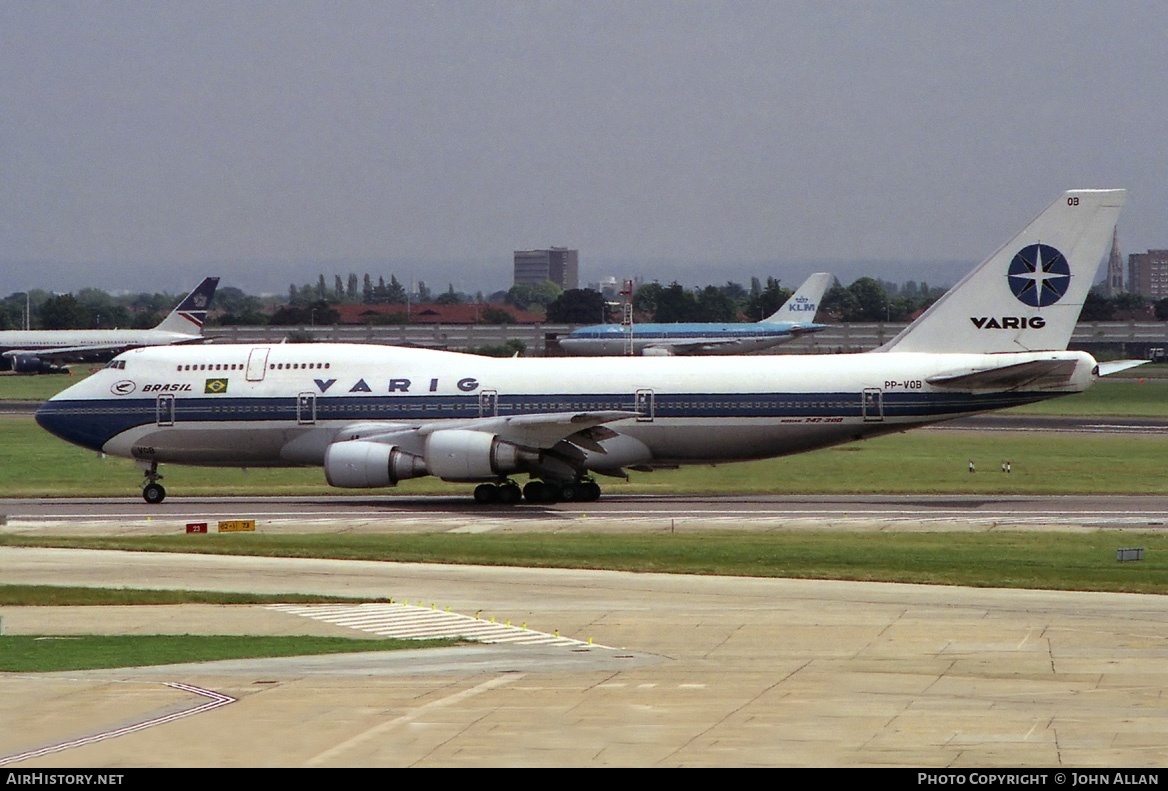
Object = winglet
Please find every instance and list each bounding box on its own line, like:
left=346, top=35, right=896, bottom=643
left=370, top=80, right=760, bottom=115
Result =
left=879, top=190, right=1125, bottom=354
left=154, top=277, right=220, bottom=335
left=761, top=272, right=834, bottom=323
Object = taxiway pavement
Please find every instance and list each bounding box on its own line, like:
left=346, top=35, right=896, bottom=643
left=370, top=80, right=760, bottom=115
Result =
left=2, top=524, right=1168, bottom=767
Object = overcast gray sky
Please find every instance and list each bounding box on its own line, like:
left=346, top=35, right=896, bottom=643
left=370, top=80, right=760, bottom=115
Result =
left=1, top=1, right=1165, bottom=296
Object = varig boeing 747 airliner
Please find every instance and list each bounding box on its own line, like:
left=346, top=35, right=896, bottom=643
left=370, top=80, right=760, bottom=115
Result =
left=36, top=191, right=1133, bottom=504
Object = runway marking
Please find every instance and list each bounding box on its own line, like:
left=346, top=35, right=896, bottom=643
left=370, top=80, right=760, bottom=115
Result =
left=0, top=682, right=235, bottom=766
left=269, top=602, right=613, bottom=649
left=304, top=674, right=522, bottom=767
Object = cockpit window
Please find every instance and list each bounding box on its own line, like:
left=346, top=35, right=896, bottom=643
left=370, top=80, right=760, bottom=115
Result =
left=105, top=360, right=126, bottom=370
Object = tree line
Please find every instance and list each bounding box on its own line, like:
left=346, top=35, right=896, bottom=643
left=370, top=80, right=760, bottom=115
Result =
left=5, top=273, right=1168, bottom=331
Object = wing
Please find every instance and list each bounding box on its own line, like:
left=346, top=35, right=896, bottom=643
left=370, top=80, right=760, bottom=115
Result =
left=642, top=339, right=741, bottom=356
left=2, top=344, right=132, bottom=364
left=338, top=410, right=639, bottom=453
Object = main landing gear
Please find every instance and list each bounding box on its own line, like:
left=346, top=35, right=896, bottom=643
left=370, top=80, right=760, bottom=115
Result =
left=472, top=478, right=601, bottom=505
left=141, top=462, right=166, bottom=504
left=473, top=480, right=522, bottom=504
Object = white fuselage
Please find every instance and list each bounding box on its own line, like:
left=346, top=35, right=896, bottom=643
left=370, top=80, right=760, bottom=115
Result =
left=559, top=322, right=822, bottom=356
left=37, top=343, right=1097, bottom=480
left=0, top=328, right=200, bottom=353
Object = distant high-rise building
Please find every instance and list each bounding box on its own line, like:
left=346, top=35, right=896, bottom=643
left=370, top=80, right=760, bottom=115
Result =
left=1105, top=227, right=1125, bottom=295
left=513, top=247, right=578, bottom=290
left=1128, top=250, right=1168, bottom=299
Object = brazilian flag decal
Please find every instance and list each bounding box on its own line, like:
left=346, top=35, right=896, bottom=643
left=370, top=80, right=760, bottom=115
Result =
left=204, top=378, right=229, bottom=394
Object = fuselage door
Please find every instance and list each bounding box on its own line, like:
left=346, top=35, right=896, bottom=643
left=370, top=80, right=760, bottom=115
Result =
left=246, top=348, right=270, bottom=382
left=479, top=389, right=498, bottom=417
left=862, top=388, right=883, bottom=422
left=297, top=392, right=317, bottom=425
left=635, top=388, right=655, bottom=422
left=156, top=394, right=176, bottom=427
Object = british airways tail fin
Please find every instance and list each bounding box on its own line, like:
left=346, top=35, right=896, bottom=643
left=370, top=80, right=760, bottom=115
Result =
left=880, top=190, right=1125, bottom=354
left=762, top=272, right=833, bottom=323
left=154, top=277, right=220, bottom=335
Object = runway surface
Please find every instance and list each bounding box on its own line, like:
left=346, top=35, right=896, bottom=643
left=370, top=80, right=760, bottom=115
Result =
left=4, top=492, right=1168, bottom=534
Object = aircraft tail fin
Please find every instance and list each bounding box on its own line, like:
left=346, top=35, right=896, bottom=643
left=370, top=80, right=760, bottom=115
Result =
left=879, top=190, right=1125, bottom=354
left=761, top=272, right=834, bottom=323
left=154, top=277, right=219, bottom=335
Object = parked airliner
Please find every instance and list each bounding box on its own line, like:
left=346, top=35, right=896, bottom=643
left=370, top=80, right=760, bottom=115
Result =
left=559, top=272, right=833, bottom=356
left=37, top=191, right=1133, bottom=504
left=1, top=277, right=219, bottom=374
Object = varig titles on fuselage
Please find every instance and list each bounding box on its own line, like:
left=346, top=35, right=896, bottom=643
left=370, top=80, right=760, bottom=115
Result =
left=317, top=376, right=481, bottom=394
left=121, top=375, right=484, bottom=396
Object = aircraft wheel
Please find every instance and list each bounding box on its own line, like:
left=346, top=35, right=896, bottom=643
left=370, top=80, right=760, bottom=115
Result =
left=558, top=482, right=579, bottom=502
left=473, top=483, right=499, bottom=504
left=523, top=481, right=544, bottom=503
left=143, top=483, right=166, bottom=505
left=498, top=483, right=522, bottom=505
left=579, top=481, right=601, bottom=502
left=523, top=481, right=555, bottom=503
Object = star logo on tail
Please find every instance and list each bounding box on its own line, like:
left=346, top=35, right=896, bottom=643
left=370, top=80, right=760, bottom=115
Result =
left=1008, top=244, right=1070, bottom=307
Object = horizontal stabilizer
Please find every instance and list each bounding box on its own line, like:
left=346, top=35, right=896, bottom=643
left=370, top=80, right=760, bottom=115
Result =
left=1097, top=359, right=1150, bottom=376
left=926, top=358, right=1079, bottom=391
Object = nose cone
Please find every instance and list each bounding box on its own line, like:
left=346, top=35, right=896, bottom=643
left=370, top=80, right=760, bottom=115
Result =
left=35, top=398, right=110, bottom=452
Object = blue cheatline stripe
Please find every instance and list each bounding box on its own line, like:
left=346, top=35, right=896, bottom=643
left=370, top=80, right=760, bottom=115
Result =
left=35, top=389, right=1054, bottom=453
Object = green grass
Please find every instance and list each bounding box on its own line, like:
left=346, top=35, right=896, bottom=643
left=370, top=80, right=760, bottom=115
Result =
left=4, top=531, right=1166, bottom=594
left=0, top=634, right=459, bottom=672
left=1005, top=379, right=1168, bottom=416
left=0, top=585, right=387, bottom=606
left=6, top=412, right=1167, bottom=496
left=0, top=370, right=97, bottom=401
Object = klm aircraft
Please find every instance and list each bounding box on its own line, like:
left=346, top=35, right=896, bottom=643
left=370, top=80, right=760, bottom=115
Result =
left=1, top=277, right=219, bottom=374
left=559, top=272, right=833, bottom=356
left=36, top=191, right=1135, bottom=505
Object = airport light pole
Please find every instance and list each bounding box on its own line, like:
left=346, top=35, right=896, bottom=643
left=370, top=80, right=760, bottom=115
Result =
left=15, top=292, right=30, bottom=330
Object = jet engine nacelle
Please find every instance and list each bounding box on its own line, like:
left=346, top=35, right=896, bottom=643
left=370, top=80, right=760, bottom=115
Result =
left=323, top=440, right=427, bottom=489
left=9, top=354, right=69, bottom=374
left=424, top=429, right=541, bottom=482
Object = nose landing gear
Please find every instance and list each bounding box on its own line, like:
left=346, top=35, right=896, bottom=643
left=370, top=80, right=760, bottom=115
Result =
left=141, top=462, right=166, bottom=504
